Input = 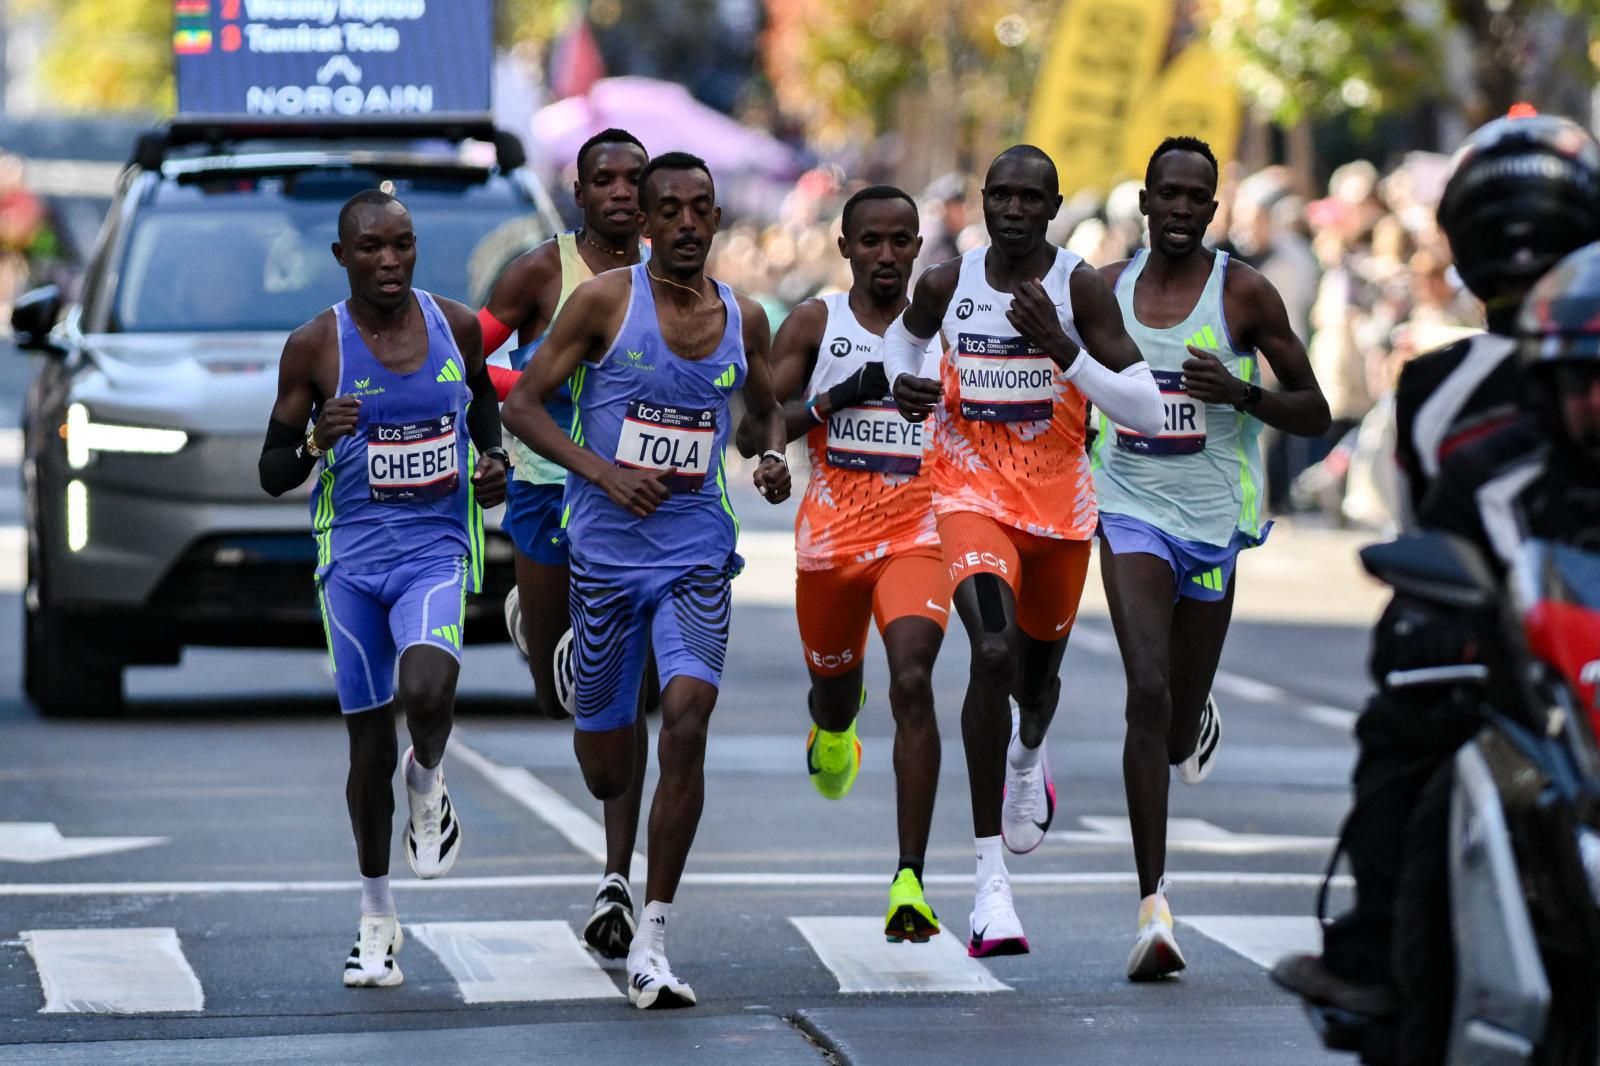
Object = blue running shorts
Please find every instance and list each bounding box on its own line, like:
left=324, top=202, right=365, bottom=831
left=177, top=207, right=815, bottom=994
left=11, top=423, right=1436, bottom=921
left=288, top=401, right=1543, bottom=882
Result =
left=316, top=554, right=469, bottom=713
left=567, top=553, right=740, bottom=732
left=1097, top=512, right=1270, bottom=603
left=503, top=480, right=570, bottom=566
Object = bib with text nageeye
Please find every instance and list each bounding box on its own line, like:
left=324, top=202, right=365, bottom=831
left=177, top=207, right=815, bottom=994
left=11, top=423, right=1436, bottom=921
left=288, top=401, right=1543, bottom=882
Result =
left=826, top=400, right=924, bottom=475
left=366, top=415, right=460, bottom=502
left=1114, top=369, right=1206, bottom=456
left=954, top=333, right=1055, bottom=422
left=615, top=401, right=715, bottom=492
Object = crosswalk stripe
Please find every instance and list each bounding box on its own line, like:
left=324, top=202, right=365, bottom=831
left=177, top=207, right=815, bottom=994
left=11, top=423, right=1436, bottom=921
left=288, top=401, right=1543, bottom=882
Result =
left=789, top=916, right=1011, bottom=994
left=1179, top=915, right=1322, bottom=971
left=21, top=928, right=204, bottom=1013
left=408, top=920, right=621, bottom=1003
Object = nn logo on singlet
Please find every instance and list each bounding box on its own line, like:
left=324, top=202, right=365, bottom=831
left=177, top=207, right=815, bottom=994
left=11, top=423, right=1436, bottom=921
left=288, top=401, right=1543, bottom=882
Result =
left=955, top=298, right=993, bottom=320
left=829, top=337, right=874, bottom=357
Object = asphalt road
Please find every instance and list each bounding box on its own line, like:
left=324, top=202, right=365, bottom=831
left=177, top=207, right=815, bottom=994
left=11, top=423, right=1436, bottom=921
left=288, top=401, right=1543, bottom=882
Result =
left=0, top=342, right=1381, bottom=1065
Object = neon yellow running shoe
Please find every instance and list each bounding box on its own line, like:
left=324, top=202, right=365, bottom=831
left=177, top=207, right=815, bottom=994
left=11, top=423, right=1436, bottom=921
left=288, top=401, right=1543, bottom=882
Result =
left=885, top=868, right=940, bottom=943
left=805, top=718, right=861, bottom=800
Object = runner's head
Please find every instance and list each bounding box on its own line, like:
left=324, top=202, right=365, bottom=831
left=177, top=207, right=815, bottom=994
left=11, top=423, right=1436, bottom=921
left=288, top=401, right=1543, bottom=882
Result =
left=1142, top=136, right=1219, bottom=260
left=838, top=185, right=920, bottom=305
left=333, top=189, right=414, bottom=312
left=574, top=128, right=648, bottom=244
left=639, top=151, right=718, bottom=278
left=1517, top=240, right=1600, bottom=463
left=982, top=145, right=1062, bottom=260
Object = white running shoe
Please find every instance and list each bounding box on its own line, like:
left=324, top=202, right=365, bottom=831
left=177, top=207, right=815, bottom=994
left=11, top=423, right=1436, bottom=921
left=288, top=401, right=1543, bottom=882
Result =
left=627, top=951, right=696, bottom=1009
left=967, top=874, right=1029, bottom=958
left=504, top=588, right=528, bottom=660
left=553, top=629, right=578, bottom=718
left=402, top=748, right=461, bottom=879
left=1001, top=702, right=1056, bottom=855
left=343, top=913, right=404, bottom=988
left=1127, top=878, right=1187, bottom=981
left=1176, top=694, right=1222, bottom=785
left=583, top=873, right=637, bottom=960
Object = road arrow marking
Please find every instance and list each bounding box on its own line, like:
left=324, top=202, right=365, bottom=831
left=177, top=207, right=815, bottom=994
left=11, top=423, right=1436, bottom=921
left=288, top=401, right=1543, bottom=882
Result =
left=1050, top=817, right=1334, bottom=856
left=0, top=823, right=166, bottom=864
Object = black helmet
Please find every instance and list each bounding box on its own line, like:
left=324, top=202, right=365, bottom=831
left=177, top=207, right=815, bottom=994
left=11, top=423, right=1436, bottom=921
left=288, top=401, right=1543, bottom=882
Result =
left=1518, top=241, right=1600, bottom=368
left=1437, top=111, right=1600, bottom=305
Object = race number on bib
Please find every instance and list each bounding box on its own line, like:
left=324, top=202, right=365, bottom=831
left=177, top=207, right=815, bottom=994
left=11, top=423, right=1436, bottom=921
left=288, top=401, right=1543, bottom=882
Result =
left=616, top=401, right=715, bottom=492
left=367, top=415, right=460, bottom=502
left=954, top=333, right=1055, bottom=422
left=826, top=400, right=923, bottom=475
left=1115, top=369, right=1206, bottom=456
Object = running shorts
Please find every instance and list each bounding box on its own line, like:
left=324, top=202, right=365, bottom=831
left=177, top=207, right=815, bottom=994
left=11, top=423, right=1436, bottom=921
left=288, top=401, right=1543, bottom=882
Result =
left=936, top=511, right=1091, bottom=642
left=794, top=546, right=951, bottom=677
left=317, top=554, right=470, bottom=714
left=503, top=480, right=569, bottom=566
left=1097, top=512, right=1270, bottom=603
left=567, top=553, right=740, bottom=732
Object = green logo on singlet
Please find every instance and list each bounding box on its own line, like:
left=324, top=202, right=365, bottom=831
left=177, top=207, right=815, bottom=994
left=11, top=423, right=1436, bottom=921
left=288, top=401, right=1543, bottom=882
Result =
left=714, top=365, right=737, bottom=389
left=355, top=378, right=371, bottom=389
left=436, top=359, right=463, bottom=383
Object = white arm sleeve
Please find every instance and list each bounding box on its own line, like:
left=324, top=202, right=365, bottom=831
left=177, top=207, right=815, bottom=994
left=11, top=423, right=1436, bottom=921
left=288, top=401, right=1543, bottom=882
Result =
left=884, top=314, right=936, bottom=389
left=1062, top=355, right=1163, bottom=437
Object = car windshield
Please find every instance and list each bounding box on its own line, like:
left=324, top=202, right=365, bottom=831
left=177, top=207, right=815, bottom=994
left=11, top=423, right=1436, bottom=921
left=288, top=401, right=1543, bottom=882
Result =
left=109, top=185, right=542, bottom=333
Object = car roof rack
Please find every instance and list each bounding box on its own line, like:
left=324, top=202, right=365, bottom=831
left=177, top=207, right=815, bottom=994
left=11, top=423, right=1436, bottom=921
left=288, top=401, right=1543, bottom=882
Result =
left=132, top=114, right=526, bottom=173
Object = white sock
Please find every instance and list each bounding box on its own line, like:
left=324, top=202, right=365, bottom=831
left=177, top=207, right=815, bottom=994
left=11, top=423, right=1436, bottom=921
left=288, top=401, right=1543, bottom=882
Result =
left=975, top=836, right=1008, bottom=885
left=360, top=874, right=394, bottom=916
left=631, top=900, right=671, bottom=963
left=405, top=749, right=441, bottom=793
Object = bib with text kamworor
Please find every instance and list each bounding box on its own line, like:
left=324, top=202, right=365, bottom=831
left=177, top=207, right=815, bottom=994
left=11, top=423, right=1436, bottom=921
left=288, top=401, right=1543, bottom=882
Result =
left=615, top=400, right=715, bottom=492
left=1114, top=369, right=1206, bottom=456
left=367, top=415, right=460, bottom=503
left=826, top=400, right=923, bottom=474
left=954, top=333, right=1055, bottom=422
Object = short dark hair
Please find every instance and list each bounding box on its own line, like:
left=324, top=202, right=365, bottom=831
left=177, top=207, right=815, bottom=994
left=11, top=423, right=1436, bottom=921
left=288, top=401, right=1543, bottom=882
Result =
left=639, top=151, right=714, bottom=210
left=575, top=127, right=647, bottom=180
left=1146, top=136, right=1219, bottom=190
left=841, top=184, right=918, bottom=238
left=337, top=188, right=404, bottom=242
left=988, top=144, right=1060, bottom=198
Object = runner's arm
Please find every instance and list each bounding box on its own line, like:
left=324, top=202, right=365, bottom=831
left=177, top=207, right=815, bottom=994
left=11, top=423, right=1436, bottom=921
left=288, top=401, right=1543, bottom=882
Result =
left=443, top=296, right=508, bottom=509
left=736, top=297, right=825, bottom=455
left=887, top=261, right=958, bottom=420
left=1055, top=268, right=1163, bottom=437
left=478, top=244, right=561, bottom=400
left=259, top=319, right=347, bottom=496
left=739, top=295, right=792, bottom=504
left=1213, top=263, right=1330, bottom=437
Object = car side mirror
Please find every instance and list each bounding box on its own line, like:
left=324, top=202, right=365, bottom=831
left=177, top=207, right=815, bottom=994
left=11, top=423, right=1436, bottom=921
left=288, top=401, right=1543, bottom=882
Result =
left=11, top=286, right=65, bottom=356
left=1359, top=533, right=1497, bottom=611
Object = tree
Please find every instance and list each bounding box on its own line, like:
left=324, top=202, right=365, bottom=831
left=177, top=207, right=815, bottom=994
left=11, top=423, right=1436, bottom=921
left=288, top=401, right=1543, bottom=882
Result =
left=17, top=0, right=174, bottom=113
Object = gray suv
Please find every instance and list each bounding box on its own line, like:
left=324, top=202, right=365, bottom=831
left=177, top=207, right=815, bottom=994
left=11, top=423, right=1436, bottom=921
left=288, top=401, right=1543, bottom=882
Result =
left=12, top=116, right=557, bottom=716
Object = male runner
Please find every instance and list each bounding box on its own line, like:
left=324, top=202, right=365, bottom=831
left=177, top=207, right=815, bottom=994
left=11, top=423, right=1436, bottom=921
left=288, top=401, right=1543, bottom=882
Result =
left=735, top=185, right=948, bottom=942
left=1094, top=136, right=1329, bottom=979
left=502, top=152, right=790, bottom=1008
left=258, top=190, right=509, bottom=987
left=477, top=127, right=651, bottom=959
left=885, top=146, right=1164, bottom=956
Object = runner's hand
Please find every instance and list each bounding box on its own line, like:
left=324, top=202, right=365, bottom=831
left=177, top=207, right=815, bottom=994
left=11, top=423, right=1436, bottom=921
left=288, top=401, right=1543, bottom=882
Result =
left=754, top=455, right=791, bottom=504
left=601, top=466, right=672, bottom=517
left=892, top=373, right=941, bottom=422
left=1006, top=279, right=1080, bottom=366
left=312, top=395, right=361, bottom=449
left=470, top=453, right=508, bottom=509
left=826, top=361, right=890, bottom=412
left=1182, top=346, right=1246, bottom=405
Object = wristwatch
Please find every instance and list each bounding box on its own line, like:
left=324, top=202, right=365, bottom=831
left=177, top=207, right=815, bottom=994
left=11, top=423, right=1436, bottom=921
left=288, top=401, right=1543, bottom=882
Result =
left=304, top=430, right=324, bottom=458
left=760, top=449, right=788, bottom=466
left=1232, top=382, right=1263, bottom=411
left=483, top=446, right=511, bottom=468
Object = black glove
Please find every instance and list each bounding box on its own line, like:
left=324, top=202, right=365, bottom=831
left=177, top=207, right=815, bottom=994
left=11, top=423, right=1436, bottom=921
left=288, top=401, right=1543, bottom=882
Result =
left=826, top=361, right=890, bottom=412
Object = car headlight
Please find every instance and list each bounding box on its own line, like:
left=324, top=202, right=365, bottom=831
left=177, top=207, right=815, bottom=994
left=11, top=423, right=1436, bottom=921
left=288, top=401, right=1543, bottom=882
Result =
left=1580, top=827, right=1600, bottom=908
left=63, top=403, right=188, bottom=469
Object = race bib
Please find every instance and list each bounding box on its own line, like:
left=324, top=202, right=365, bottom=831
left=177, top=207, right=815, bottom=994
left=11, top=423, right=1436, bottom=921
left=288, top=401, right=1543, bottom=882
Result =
left=615, top=400, right=715, bottom=492
left=954, top=333, right=1055, bottom=422
left=825, top=400, right=923, bottom=475
left=1115, top=369, right=1206, bottom=456
left=367, top=414, right=460, bottom=502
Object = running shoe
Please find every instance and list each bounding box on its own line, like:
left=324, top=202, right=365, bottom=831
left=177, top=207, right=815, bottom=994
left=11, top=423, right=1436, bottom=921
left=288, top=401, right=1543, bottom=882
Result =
left=1126, top=878, right=1186, bottom=981
left=1001, top=702, right=1056, bottom=854
left=806, top=719, right=862, bottom=801
left=885, top=868, right=940, bottom=943
left=553, top=629, right=578, bottom=718
left=503, top=587, right=528, bottom=660
left=402, top=747, right=461, bottom=880
left=627, top=952, right=696, bottom=1009
left=583, top=873, right=637, bottom=960
left=1176, top=693, right=1222, bottom=785
left=967, top=874, right=1029, bottom=957
left=343, top=913, right=404, bottom=988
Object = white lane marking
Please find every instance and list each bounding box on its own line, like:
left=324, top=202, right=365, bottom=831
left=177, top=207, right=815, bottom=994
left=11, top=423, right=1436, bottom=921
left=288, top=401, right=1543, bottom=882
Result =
left=789, top=917, right=1011, bottom=994
left=0, top=526, right=21, bottom=594
left=1211, top=671, right=1288, bottom=703
left=21, top=928, right=204, bottom=1013
left=408, top=920, right=620, bottom=1003
left=1181, top=915, right=1323, bottom=971
left=450, top=737, right=646, bottom=874
left=0, top=428, right=20, bottom=465
left=1301, top=703, right=1359, bottom=732
left=0, top=823, right=167, bottom=864
left=0, top=870, right=1351, bottom=896
left=1052, top=817, right=1335, bottom=855
left=1067, top=625, right=1118, bottom=654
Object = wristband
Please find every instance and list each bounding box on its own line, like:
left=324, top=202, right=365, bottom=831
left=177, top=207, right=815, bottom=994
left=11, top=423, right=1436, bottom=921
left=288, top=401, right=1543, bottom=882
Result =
left=482, top=446, right=511, bottom=467
left=760, top=449, right=788, bottom=466
left=305, top=430, right=324, bottom=458
left=805, top=395, right=826, bottom=424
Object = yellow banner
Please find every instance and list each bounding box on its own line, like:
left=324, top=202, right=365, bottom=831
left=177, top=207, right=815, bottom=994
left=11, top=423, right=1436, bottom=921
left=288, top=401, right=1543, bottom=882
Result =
left=1120, top=42, right=1240, bottom=181
left=1024, top=0, right=1175, bottom=199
